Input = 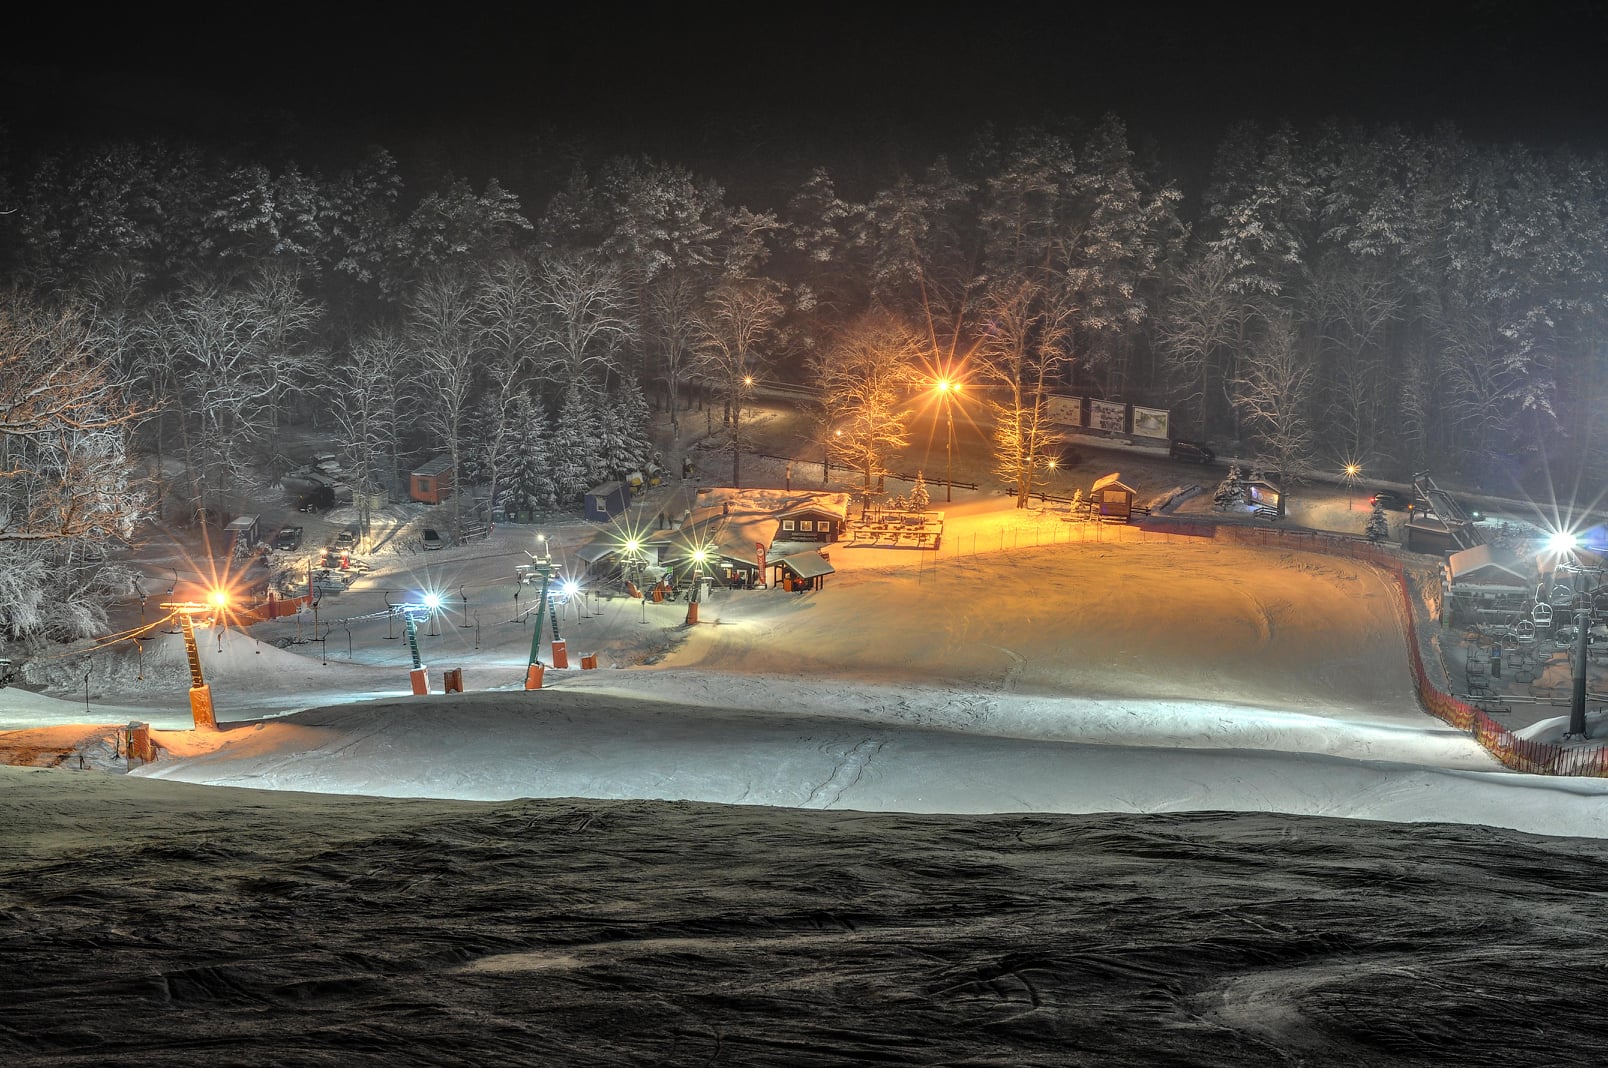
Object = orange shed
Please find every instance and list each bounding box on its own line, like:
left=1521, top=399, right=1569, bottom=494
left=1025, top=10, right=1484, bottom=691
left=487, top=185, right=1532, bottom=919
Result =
left=410, top=456, right=455, bottom=505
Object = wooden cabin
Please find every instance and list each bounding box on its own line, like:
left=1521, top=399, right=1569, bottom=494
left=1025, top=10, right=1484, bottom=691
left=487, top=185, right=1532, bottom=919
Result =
left=584, top=481, right=630, bottom=521
left=1090, top=473, right=1138, bottom=522
left=774, top=500, right=847, bottom=543
left=1443, top=543, right=1535, bottom=625
left=772, top=549, right=835, bottom=592
left=409, top=456, right=455, bottom=505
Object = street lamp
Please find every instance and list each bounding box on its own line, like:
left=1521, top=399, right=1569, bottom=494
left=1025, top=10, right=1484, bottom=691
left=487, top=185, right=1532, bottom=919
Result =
left=424, top=591, right=441, bottom=636
left=686, top=547, right=709, bottom=626
left=1343, top=463, right=1361, bottom=511
left=934, top=378, right=959, bottom=503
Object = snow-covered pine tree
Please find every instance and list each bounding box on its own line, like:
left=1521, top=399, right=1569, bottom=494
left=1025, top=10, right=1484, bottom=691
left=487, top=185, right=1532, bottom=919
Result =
left=910, top=472, right=930, bottom=512
left=1214, top=462, right=1246, bottom=509
left=1366, top=500, right=1391, bottom=543
left=496, top=394, right=555, bottom=522
left=614, top=378, right=657, bottom=476
left=459, top=394, right=499, bottom=488
left=550, top=383, right=596, bottom=503
left=596, top=401, right=634, bottom=484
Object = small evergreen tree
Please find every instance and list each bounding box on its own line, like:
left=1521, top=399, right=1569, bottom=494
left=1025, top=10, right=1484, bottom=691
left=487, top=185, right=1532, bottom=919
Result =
left=1214, top=462, right=1246, bottom=510
left=1366, top=500, right=1391, bottom=543
left=910, top=472, right=930, bottom=512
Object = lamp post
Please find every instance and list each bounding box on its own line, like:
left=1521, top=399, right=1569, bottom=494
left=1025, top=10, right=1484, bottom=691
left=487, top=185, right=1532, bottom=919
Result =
left=1344, top=463, right=1361, bottom=511
left=935, top=378, right=958, bottom=503
left=686, top=547, right=708, bottom=626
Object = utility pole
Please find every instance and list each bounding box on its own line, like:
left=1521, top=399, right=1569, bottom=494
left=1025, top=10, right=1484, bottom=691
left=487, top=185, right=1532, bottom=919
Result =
left=1569, top=607, right=1590, bottom=738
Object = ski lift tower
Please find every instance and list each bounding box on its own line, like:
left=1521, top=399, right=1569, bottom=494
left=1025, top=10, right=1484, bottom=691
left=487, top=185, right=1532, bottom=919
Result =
left=524, top=534, right=567, bottom=689
left=393, top=592, right=443, bottom=695
left=160, top=592, right=229, bottom=731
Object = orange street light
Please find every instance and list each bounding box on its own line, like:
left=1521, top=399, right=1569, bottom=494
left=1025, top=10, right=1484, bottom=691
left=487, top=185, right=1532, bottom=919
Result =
left=1343, top=463, right=1361, bottom=511
left=933, top=378, right=961, bottom=502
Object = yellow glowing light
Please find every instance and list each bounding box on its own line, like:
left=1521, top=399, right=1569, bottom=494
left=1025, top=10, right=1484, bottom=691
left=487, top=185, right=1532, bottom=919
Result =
left=207, top=589, right=228, bottom=608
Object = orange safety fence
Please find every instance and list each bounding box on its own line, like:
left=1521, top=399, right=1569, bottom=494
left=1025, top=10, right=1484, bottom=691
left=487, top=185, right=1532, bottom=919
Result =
left=233, top=594, right=313, bottom=624
left=1143, top=515, right=1608, bottom=778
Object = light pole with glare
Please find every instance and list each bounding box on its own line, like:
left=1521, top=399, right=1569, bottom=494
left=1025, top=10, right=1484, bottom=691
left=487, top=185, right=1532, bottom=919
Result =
left=935, top=379, right=958, bottom=502
left=1344, top=463, right=1361, bottom=511
left=686, top=547, right=709, bottom=626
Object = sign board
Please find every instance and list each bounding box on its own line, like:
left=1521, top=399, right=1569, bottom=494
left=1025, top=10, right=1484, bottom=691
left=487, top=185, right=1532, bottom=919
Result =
left=1045, top=395, right=1084, bottom=427
left=1131, top=406, right=1169, bottom=440
left=1089, top=399, right=1126, bottom=434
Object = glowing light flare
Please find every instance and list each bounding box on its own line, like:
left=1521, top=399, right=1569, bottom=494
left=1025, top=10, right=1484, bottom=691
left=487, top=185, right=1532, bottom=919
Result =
left=1547, top=529, right=1580, bottom=555
left=421, top=591, right=443, bottom=611
left=560, top=579, right=580, bottom=598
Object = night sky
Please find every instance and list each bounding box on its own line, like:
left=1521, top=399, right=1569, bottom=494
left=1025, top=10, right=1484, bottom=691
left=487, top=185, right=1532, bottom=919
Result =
left=7, top=3, right=1608, bottom=182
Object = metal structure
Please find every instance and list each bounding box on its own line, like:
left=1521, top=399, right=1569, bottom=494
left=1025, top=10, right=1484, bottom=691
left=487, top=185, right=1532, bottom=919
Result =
left=1410, top=471, right=1486, bottom=551
left=685, top=548, right=709, bottom=625
left=393, top=594, right=441, bottom=695
left=159, top=600, right=223, bottom=730
left=524, top=536, right=566, bottom=688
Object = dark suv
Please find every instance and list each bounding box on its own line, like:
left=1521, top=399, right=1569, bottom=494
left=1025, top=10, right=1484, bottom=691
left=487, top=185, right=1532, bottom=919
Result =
left=1169, top=440, right=1216, bottom=464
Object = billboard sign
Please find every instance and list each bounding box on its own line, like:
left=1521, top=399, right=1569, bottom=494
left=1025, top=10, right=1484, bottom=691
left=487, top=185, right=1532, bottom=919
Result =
left=1045, top=395, right=1084, bottom=427
left=1089, top=399, right=1126, bottom=434
left=1131, top=406, right=1169, bottom=440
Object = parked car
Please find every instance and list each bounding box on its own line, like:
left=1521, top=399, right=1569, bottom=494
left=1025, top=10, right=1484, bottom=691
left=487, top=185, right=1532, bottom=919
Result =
left=422, top=528, right=446, bottom=551
left=333, top=524, right=360, bottom=549
left=1370, top=489, right=1409, bottom=511
left=272, top=526, right=304, bottom=551
left=1168, top=440, right=1216, bottom=464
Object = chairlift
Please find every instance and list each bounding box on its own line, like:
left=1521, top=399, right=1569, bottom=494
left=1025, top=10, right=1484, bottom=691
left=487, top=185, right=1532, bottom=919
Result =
left=1511, top=618, right=1536, bottom=644
left=1531, top=601, right=1552, bottom=628
left=1550, top=583, right=1575, bottom=607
